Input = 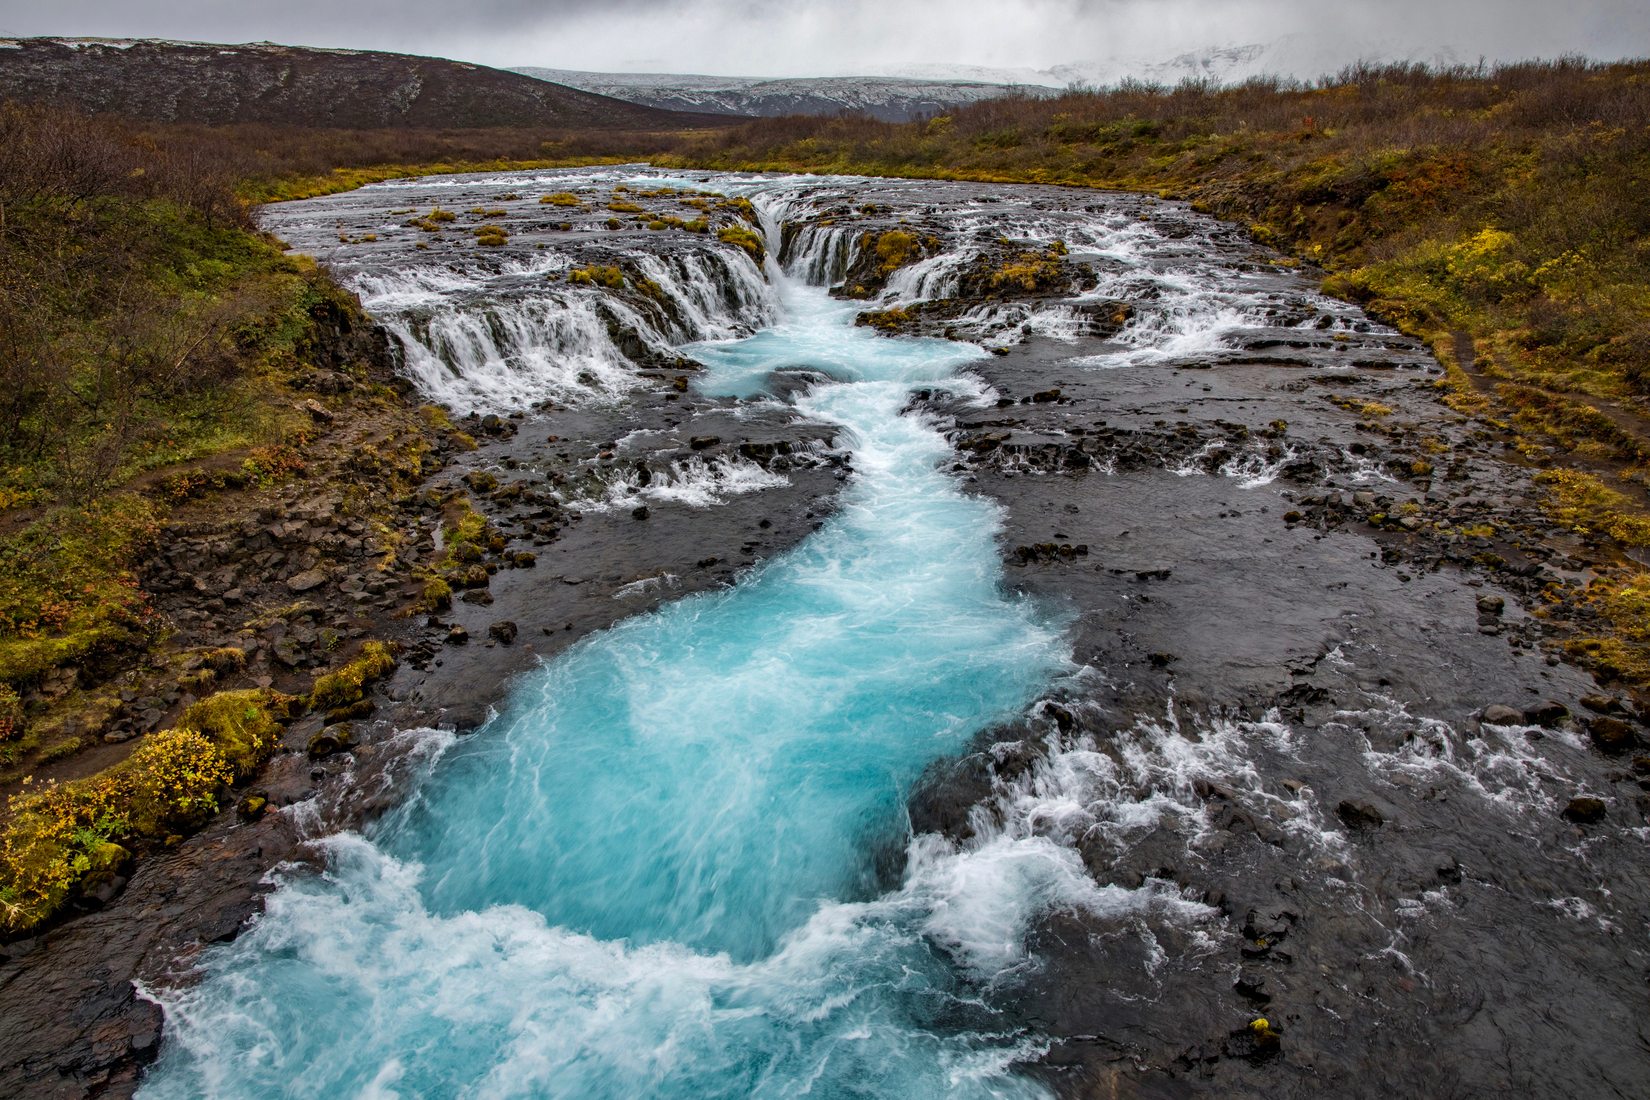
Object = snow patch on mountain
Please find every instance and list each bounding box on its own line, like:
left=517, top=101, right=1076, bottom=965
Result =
left=513, top=67, right=1054, bottom=121
left=519, top=34, right=1482, bottom=123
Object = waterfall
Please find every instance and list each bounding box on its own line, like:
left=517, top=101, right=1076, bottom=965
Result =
left=347, top=242, right=775, bottom=416
left=141, top=174, right=1110, bottom=1100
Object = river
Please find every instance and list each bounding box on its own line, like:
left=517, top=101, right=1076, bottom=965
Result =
left=136, top=169, right=1650, bottom=1099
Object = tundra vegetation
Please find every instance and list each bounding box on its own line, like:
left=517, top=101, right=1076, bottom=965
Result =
left=0, top=103, right=426, bottom=932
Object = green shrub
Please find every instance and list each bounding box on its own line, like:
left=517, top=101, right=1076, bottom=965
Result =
left=124, top=727, right=234, bottom=835
left=177, top=688, right=292, bottom=779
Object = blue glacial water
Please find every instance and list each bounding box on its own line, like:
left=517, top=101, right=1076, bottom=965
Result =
left=140, top=215, right=1088, bottom=1100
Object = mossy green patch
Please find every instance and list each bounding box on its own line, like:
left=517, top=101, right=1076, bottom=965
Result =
left=0, top=497, right=161, bottom=691
left=568, top=265, right=626, bottom=289
left=178, top=688, right=294, bottom=780
left=1536, top=469, right=1650, bottom=548
left=309, top=641, right=398, bottom=713
left=716, top=224, right=765, bottom=262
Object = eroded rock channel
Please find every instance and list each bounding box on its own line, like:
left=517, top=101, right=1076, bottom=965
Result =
left=7, top=169, right=1647, bottom=1098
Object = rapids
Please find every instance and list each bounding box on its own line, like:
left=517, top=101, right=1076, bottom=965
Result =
left=138, top=176, right=1143, bottom=1098
left=129, top=168, right=1650, bottom=1100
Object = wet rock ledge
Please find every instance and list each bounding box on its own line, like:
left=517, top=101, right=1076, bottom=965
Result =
left=907, top=333, right=1650, bottom=1098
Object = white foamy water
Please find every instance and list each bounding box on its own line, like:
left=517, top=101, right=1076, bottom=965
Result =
left=572, top=454, right=791, bottom=512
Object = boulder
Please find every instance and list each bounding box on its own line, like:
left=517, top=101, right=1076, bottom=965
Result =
left=1480, top=704, right=1524, bottom=726
left=1587, top=716, right=1638, bottom=755
left=1561, top=796, right=1607, bottom=825
left=285, top=568, right=328, bottom=593
left=306, top=724, right=354, bottom=758
left=1581, top=694, right=1627, bottom=716
left=1522, top=700, right=1570, bottom=727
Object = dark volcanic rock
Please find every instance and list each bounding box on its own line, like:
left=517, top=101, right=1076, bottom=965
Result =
left=1561, top=796, right=1608, bottom=824
left=1523, top=700, right=1571, bottom=727
left=1336, top=799, right=1386, bottom=830
left=1586, top=716, right=1637, bottom=754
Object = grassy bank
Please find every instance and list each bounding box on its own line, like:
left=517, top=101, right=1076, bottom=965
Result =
left=0, top=104, right=430, bottom=932
left=137, top=121, right=714, bottom=204
left=657, top=58, right=1650, bottom=692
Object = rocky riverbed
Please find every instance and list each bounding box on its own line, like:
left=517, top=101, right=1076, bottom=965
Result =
left=3, top=168, right=1646, bottom=1098
left=916, top=339, right=1648, bottom=1097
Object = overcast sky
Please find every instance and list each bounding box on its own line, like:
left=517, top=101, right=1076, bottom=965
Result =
left=0, top=0, right=1645, bottom=78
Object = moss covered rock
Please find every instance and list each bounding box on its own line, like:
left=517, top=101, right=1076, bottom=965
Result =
left=309, top=641, right=397, bottom=713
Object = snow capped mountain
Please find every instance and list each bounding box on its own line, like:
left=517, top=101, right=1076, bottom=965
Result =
left=1050, top=35, right=1471, bottom=88
left=512, top=67, right=1054, bottom=122
left=517, top=36, right=1475, bottom=122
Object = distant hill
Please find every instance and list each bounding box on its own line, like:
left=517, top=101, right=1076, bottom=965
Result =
left=0, top=38, right=725, bottom=130
left=514, top=67, right=1056, bottom=123
left=512, top=35, right=1472, bottom=124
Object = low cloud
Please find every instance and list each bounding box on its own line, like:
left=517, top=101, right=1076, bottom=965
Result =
left=1, top=0, right=1645, bottom=77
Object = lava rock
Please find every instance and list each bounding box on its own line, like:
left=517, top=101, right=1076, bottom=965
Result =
left=1336, top=800, right=1385, bottom=830
left=1587, top=716, right=1638, bottom=755
left=285, top=568, right=328, bottom=593
left=1234, top=971, right=1273, bottom=1004
left=1523, top=700, right=1570, bottom=727
left=1561, top=797, right=1607, bottom=824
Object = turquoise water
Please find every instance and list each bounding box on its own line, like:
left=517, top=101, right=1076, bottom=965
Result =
left=140, top=242, right=1075, bottom=1099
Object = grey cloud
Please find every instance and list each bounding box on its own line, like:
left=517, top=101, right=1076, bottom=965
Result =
left=0, top=0, right=1644, bottom=77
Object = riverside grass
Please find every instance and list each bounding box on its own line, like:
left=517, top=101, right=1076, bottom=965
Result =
left=0, top=105, right=420, bottom=932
